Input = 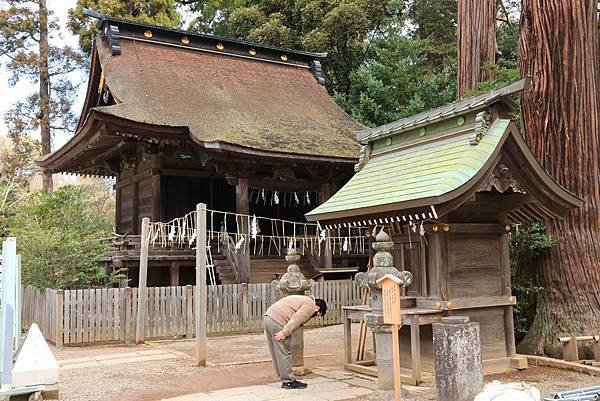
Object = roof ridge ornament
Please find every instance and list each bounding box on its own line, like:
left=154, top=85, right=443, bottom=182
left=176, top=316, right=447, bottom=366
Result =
left=479, top=163, right=526, bottom=194
left=469, top=110, right=492, bottom=145
left=105, top=24, right=121, bottom=56
left=310, top=60, right=325, bottom=85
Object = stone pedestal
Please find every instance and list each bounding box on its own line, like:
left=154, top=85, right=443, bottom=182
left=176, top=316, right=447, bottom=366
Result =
left=433, top=316, right=483, bottom=401
left=365, top=313, right=395, bottom=389
left=271, top=248, right=314, bottom=374
left=354, top=230, right=413, bottom=390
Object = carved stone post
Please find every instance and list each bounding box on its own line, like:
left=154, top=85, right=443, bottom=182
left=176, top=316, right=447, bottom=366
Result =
left=272, top=248, right=314, bottom=374
left=355, top=230, right=413, bottom=390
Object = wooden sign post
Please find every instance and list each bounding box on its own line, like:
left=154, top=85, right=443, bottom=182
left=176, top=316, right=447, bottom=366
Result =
left=377, top=274, right=403, bottom=401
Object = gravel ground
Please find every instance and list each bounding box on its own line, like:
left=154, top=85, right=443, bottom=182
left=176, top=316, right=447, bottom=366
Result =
left=47, top=325, right=600, bottom=401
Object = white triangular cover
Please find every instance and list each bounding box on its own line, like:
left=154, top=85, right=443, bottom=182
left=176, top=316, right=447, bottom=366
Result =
left=12, top=323, right=59, bottom=388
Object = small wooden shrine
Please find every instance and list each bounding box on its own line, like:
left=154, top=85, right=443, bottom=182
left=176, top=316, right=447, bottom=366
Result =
left=306, top=78, right=581, bottom=379
left=37, top=13, right=368, bottom=286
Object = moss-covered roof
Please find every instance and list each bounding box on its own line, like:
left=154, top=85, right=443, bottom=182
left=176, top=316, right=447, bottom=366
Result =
left=92, top=36, right=363, bottom=158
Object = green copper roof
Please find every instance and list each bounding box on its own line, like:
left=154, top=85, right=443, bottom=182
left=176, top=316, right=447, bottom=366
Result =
left=306, top=118, right=510, bottom=220
left=356, top=78, right=530, bottom=144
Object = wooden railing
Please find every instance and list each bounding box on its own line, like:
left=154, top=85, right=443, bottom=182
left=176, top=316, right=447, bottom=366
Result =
left=21, top=280, right=362, bottom=346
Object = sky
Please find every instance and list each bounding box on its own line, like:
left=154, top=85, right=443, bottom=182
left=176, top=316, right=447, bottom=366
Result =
left=0, top=0, right=84, bottom=150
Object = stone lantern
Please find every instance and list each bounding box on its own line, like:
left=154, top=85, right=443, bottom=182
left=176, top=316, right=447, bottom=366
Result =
left=272, top=248, right=314, bottom=373
left=355, top=230, right=413, bottom=390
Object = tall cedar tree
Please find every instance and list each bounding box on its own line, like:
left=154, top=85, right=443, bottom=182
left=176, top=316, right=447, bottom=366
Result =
left=0, top=0, right=84, bottom=192
left=68, top=0, right=181, bottom=54
left=456, top=0, right=496, bottom=98
left=178, top=0, right=396, bottom=98
left=518, top=0, right=600, bottom=356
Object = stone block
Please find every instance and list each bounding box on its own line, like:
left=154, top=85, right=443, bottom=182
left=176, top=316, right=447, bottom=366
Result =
left=433, top=316, right=483, bottom=401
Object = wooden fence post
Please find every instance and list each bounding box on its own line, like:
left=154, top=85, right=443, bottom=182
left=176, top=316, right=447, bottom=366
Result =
left=55, top=290, right=64, bottom=347
left=124, top=287, right=133, bottom=344
left=195, top=203, right=208, bottom=366
left=241, top=283, right=249, bottom=332
left=185, top=285, right=193, bottom=338
left=136, top=217, right=150, bottom=344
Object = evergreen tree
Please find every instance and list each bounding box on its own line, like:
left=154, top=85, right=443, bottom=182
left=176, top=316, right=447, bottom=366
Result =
left=518, top=0, right=600, bottom=357
left=178, top=0, right=401, bottom=97
left=0, top=0, right=85, bottom=193
left=68, top=0, right=182, bottom=54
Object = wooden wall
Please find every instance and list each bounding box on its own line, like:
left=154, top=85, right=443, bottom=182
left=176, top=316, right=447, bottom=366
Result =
left=447, top=233, right=503, bottom=298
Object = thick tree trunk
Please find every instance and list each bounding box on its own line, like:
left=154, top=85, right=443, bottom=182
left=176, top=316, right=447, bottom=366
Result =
left=456, top=0, right=496, bottom=98
left=38, top=0, right=52, bottom=193
left=518, top=0, right=600, bottom=356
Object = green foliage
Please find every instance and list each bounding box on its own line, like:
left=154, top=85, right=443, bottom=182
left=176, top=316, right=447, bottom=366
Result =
left=0, top=0, right=86, bottom=142
left=181, top=0, right=399, bottom=96
left=0, top=134, right=41, bottom=237
left=337, top=33, right=456, bottom=127
left=6, top=186, right=124, bottom=289
left=68, top=0, right=182, bottom=54
left=509, top=222, right=556, bottom=341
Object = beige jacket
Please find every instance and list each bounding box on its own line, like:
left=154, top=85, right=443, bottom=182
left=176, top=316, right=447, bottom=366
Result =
left=265, top=295, right=316, bottom=337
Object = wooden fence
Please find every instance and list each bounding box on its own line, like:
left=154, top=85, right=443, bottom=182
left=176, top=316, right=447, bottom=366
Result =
left=21, top=280, right=362, bottom=346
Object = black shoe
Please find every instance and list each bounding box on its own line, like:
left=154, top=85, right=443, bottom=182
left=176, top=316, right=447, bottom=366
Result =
left=281, top=380, right=308, bottom=389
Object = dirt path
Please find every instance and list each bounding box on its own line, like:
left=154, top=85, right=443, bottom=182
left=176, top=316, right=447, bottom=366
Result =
left=53, top=324, right=600, bottom=401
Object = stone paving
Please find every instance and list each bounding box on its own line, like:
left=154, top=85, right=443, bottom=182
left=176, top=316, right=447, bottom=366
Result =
left=58, top=347, right=185, bottom=369
left=161, top=370, right=377, bottom=401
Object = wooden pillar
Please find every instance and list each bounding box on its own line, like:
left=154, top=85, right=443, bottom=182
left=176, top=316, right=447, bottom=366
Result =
left=170, top=262, right=180, bottom=286
left=135, top=217, right=150, bottom=344
left=195, top=203, right=208, bottom=366
left=152, top=174, right=161, bottom=222
left=427, top=233, right=448, bottom=299
left=132, top=182, right=139, bottom=234
left=500, top=230, right=516, bottom=356
left=115, top=186, right=121, bottom=233
left=320, top=183, right=333, bottom=269
left=235, top=178, right=251, bottom=283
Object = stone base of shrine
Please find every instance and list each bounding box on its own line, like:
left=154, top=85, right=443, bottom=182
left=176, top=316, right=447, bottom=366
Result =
left=344, top=356, right=528, bottom=386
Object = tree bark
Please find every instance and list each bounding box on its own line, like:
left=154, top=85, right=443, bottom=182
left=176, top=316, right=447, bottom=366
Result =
left=518, top=0, right=600, bottom=356
left=38, top=0, right=52, bottom=193
left=456, top=0, right=496, bottom=98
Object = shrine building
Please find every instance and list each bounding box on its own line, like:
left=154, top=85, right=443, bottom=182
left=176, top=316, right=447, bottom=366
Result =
left=37, top=13, right=368, bottom=286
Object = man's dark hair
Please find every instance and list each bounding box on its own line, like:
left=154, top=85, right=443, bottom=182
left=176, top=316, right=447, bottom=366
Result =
left=315, top=298, right=327, bottom=317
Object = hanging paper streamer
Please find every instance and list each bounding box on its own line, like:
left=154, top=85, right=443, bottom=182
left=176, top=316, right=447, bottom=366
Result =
left=189, top=229, right=197, bottom=246
left=235, top=235, right=245, bottom=250
left=248, top=186, right=318, bottom=207
left=251, top=215, right=259, bottom=239
left=168, top=224, right=176, bottom=242
left=319, top=229, right=326, bottom=243
left=419, top=222, right=425, bottom=236
left=288, top=238, right=294, bottom=251
left=342, top=237, right=348, bottom=252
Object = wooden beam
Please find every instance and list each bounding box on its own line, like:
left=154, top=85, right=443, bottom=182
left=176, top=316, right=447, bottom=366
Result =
left=416, top=295, right=517, bottom=310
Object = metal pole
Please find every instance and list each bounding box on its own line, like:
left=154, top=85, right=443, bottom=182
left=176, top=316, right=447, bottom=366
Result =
left=135, top=217, right=150, bottom=344
left=195, top=203, right=207, bottom=366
